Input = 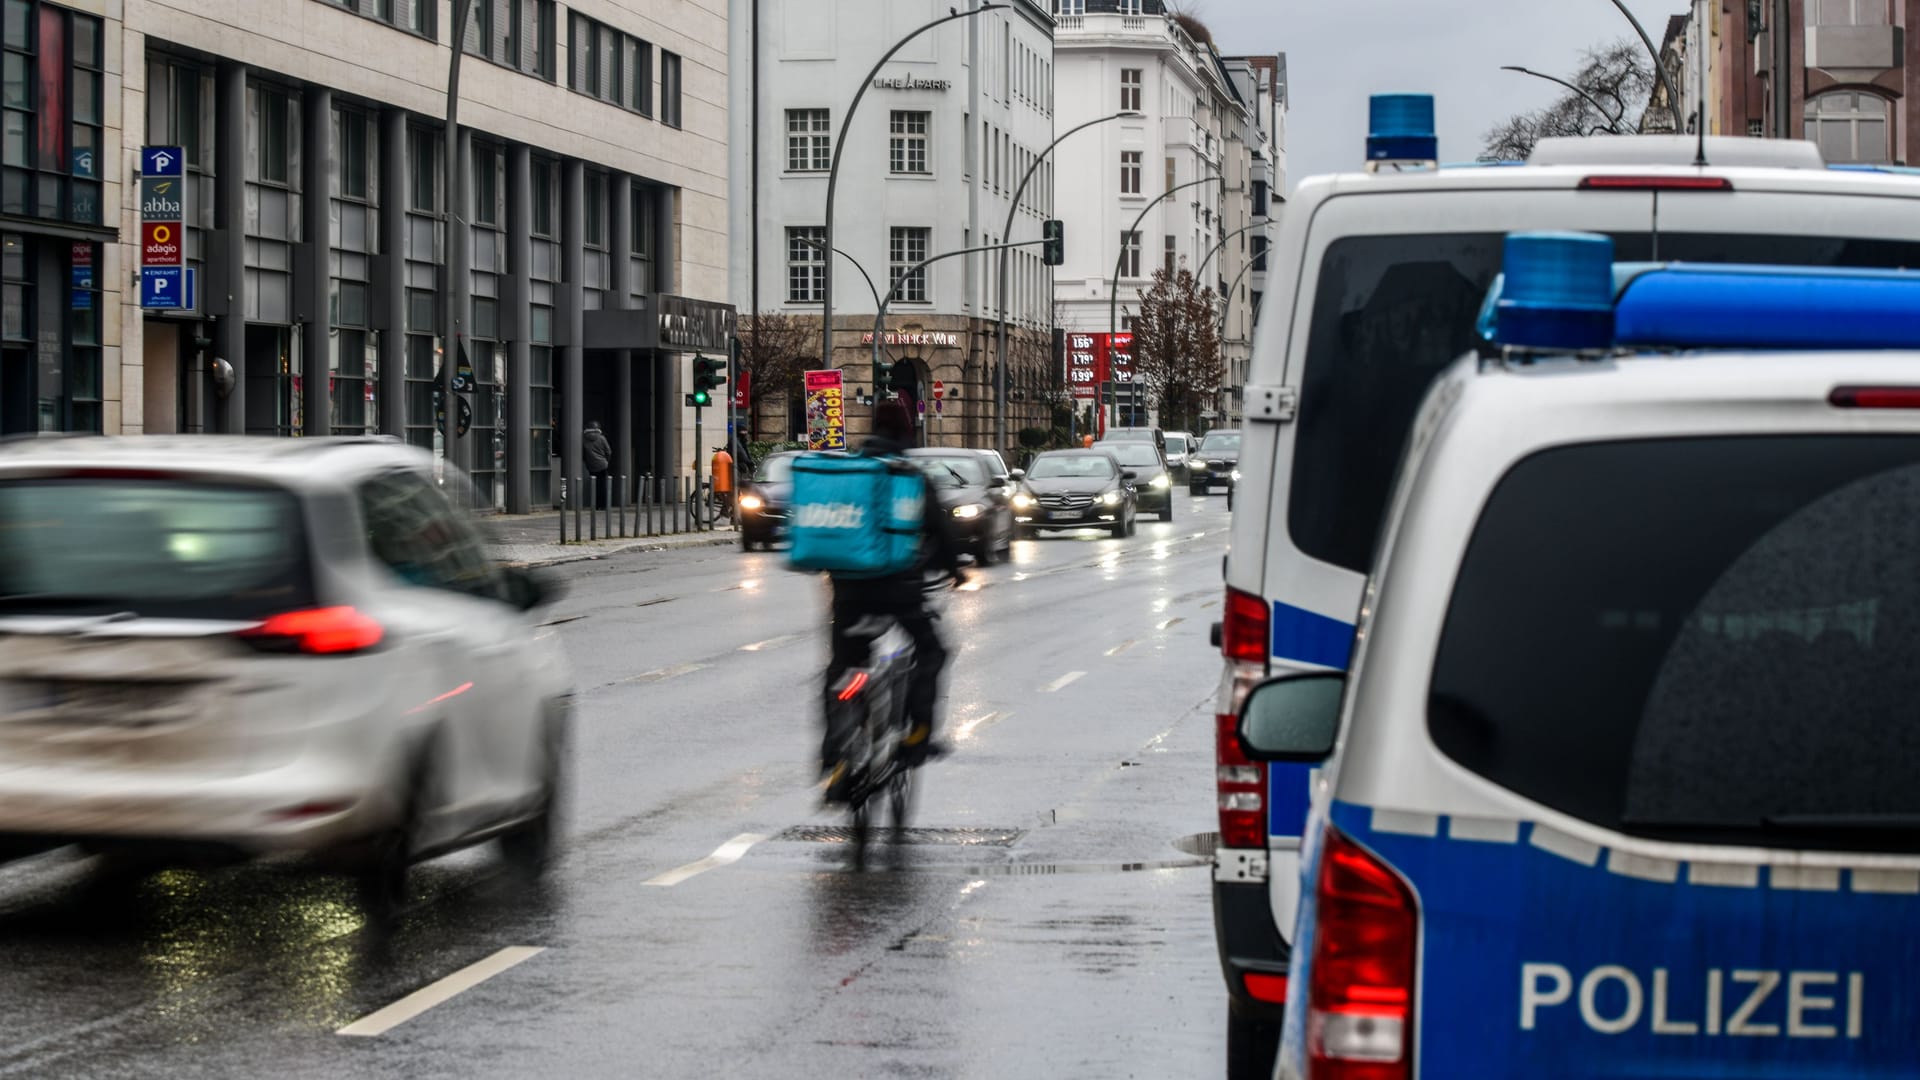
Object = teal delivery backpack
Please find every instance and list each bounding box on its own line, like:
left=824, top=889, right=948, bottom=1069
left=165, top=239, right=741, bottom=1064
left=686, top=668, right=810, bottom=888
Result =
left=787, top=452, right=926, bottom=577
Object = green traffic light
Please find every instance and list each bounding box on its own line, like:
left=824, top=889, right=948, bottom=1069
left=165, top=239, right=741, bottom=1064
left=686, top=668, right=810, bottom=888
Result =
left=692, top=390, right=711, bottom=406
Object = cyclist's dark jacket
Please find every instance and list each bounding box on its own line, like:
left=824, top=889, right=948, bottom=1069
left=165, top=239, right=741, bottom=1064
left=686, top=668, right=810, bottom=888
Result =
left=827, top=435, right=964, bottom=608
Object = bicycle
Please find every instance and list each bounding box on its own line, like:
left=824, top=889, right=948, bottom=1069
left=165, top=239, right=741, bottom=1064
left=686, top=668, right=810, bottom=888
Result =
left=824, top=571, right=955, bottom=868
left=686, top=479, right=733, bottom=527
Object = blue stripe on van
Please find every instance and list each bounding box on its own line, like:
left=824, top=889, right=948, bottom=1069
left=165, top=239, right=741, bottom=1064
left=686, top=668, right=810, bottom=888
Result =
left=1267, top=761, right=1316, bottom=839
left=1271, top=601, right=1355, bottom=670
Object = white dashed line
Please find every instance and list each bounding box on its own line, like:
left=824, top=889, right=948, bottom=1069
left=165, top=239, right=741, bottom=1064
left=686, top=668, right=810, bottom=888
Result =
left=1157, top=617, right=1185, bottom=630
left=642, top=833, right=768, bottom=887
left=615, top=661, right=710, bottom=686
left=739, top=634, right=804, bottom=652
left=1106, top=640, right=1138, bottom=656
left=337, top=947, right=545, bottom=1037
left=954, top=710, right=1009, bottom=741
left=1040, top=671, right=1086, bottom=693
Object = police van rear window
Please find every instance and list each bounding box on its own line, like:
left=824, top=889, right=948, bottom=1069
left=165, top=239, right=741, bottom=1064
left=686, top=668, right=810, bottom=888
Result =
left=1290, top=233, right=1920, bottom=574
left=1429, top=435, right=1920, bottom=854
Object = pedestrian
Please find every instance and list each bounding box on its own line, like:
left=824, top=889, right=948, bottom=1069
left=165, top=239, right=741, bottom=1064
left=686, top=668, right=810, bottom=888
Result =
left=711, top=443, right=735, bottom=517
left=583, top=420, right=612, bottom=506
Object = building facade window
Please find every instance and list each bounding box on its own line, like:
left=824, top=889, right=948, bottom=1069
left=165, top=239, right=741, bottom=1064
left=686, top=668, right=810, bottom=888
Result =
left=2, top=2, right=103, bottom=224
left=1054, top=0, right=1085, bottom=14
left=1250, top=233, right=1269, bottom=272
left=465, top=0, right=555, bottom=80
left=890, top=226, right=930, bottom=303
left=1118, top=230, right=1141, bottom=278
left=1120, top=68, right=1142, bottom=112
left=1808, top=0, right=1889, bottom=24
left=787, top=226, right=824, bottom=303
left=660, top=51, right=682, bottom=128
left=331, top=106, right=378, bottom=437
left=1121, top=150, right=1143, bottom=195
left=319, top=0, right=434, bottom=38
left=628, top=36, right=653, bottom=116
left=889, top=111, right=929, bottom=174
left=787, top=108, right=829, bottom=171
left=568, top=13, right=652, bottom=114
left=1164, top=234, right=1176, bottom=277
left=1252, top=178, right=1269, bottom=217
left=1806, top=91, right=1889, bottom=164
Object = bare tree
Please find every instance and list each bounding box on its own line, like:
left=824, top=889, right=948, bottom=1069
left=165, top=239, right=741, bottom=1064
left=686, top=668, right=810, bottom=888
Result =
left=1480, top=40, right=1654, bottom=161
left=1132, top=264, right=1222, bottom=434
left=735, top=311, right=814, bottom=442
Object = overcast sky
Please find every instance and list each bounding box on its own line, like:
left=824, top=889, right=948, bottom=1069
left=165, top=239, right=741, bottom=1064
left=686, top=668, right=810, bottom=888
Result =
left=1189, top=0, right=1687, bottom=186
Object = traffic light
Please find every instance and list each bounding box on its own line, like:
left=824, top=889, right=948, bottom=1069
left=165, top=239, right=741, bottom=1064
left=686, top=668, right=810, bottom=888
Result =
left=1042, top=219, right=1065, bottom=267
left=691, top=354, right=726, bottom=407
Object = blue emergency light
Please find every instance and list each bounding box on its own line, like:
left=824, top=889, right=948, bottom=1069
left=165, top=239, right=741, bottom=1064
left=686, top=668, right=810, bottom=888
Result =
left=1490, top=232, right=1617, bottom=351
left=1367, top=94, right=1437, bottom=163
left=1615, top=264, right=1920, bottom=350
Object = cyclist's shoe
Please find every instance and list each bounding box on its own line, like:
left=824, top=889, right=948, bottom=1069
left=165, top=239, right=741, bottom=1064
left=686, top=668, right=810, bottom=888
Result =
left=822, top=761, right=852, bottom=805
left=902, top=724, right=953, bottom=765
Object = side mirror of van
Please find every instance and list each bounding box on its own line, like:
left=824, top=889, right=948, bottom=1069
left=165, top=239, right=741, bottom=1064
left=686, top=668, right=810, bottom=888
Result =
left=1238, top=673, right=1345, bottom=762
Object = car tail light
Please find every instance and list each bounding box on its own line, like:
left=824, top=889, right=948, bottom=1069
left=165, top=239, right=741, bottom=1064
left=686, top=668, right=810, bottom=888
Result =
left=1307, top=828, right=1417, bottom=1080
left=1217, top=586, right=1270, bottom=849
left=1830, top=386, right=1920, bottom=409
left=1245, top=972, right=1290, bottom=1003
left=1222, top=587, right=1269, bottom=663
left=1578, top=175, right=1733, bottom=191
left=239, top=607, right=384, bottom=656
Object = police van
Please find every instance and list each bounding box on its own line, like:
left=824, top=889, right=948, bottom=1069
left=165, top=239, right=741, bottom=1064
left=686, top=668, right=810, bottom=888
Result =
left=1237, top=231, right=1920, bottom=1078
left=1211, top=94, right=1920, bottom=1073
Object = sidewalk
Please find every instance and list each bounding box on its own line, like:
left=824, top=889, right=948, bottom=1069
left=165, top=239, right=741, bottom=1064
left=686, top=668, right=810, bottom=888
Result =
left=482, top=510, right=736, bottom=568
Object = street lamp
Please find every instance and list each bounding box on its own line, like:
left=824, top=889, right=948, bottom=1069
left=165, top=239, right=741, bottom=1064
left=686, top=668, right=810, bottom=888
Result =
left=1194, top=221, right=1267, bottom=284
left=442, top=0, right=473, bottom=489
left=994, top=109, right=1140, bottom=454
left=821, top=3, right=1006, bottom=385
left=1106, top=174, right=1220, bottom=435
left=1603, top=0, right=1685, bottom=133
left=1499, top=65, right=1627, bottom=135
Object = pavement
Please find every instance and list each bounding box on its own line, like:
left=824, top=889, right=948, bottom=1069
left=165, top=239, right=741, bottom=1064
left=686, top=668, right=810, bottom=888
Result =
left=0, top=491, right=1237, bottom=1078
left=482, top=509, right=738, bottom=567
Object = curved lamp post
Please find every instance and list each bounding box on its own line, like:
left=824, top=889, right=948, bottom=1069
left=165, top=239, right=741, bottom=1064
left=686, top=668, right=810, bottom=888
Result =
left=994, top=109, right=1140, bottom=453
left=1195, top=221, right=1268, bottom=284
left=1105, top=174, right=1220, bottom=433
left=821, top=4, right=1005, bottom=379
left=1500, top=65, right=1627, bottom=135
left=1604, top=0, right=1685, bottom=133
left=442, top=0, right=473, bottom=486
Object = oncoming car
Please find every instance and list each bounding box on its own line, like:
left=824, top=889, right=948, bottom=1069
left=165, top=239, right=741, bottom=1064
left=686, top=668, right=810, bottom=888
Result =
left=1248, top=238, right=1920, bottom=1079
left=1188, top=429, right=1242, bottom=499
left=1093, top=440, right=1174, bottom=521
left=905, top=448, right=1015, bottom=565
left=0, top=437, right=570, bottom=915
left=738, top=451, right=800, bottom=551
left=1011, top=449, right=1138, bottom=538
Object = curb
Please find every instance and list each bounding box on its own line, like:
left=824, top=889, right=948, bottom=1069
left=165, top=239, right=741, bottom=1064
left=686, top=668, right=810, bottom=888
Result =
left=495, top=532, right=740, bottom=569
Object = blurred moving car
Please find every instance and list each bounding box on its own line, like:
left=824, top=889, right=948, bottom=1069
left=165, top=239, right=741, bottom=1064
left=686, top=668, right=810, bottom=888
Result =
left=1103, top=426, right=1166, bottom=455
left=1188, top=428, right=1242, bottom=498
left=1093, top=440, right=1174, bottom=521
left=1163, top=431, right=1195, bottom=479
left=977, top=448, right=1014, bottom=489
left=738, top=451, right=800, bottom=551
left=0, top=437, right=570, bottom=915
left=905, top=449, right=1015, bottom=565
left=1011, top=449, right=1138, bottom=538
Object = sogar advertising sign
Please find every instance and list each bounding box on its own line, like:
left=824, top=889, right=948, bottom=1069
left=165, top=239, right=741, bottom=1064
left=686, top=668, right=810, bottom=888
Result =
left=805, top=369, right=847, bottom=451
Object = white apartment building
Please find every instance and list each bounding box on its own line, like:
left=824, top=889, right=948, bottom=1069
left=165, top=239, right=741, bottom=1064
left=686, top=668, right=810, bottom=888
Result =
left=1050, top=0, right=1267, bottom=433
left=1223, top=53, right=1285, bottom=425
left=40, top=0, right=731, bottom=513
left=729, top=0, right=1057, bottom=450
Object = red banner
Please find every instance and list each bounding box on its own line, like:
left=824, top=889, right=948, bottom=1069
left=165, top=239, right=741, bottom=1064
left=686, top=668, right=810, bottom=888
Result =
left=732, top=367, right=751, bottom=409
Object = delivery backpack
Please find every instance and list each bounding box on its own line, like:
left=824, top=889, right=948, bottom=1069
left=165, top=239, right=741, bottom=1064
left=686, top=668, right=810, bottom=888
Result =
left=787, top=452, right=925, bottom=578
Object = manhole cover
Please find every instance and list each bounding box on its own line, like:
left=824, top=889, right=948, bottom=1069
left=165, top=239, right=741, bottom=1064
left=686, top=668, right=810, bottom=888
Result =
left=774, top=825, right=1025, bottom=846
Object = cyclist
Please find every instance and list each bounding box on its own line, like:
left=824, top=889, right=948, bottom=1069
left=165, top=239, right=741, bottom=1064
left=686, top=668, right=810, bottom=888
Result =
left=821, top=399, right=967, bottom=803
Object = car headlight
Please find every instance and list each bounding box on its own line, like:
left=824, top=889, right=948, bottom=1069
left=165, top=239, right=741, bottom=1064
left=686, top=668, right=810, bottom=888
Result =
left=1231, top=469, right=1242, bottom=482
left=1102, top=490, right=1123, bottom=506
left=1150, top=474, right=1170, bottom=489
left=1012, top=493, right=1035, bottom=509
left=952, top=504, right=983, bottom=520
left=738, top=494, right=764, bottom=511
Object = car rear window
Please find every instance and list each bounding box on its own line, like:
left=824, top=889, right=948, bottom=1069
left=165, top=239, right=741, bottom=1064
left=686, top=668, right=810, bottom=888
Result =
left=913, top=455, right=988, bottom=486
left=1166, top=436, right=1189, bottom=455
left=1097, top=444, right=1161, bottom=467
left=1290, top=232, right=1920, bottom=574
left=754, top=456, right=795, bottom=483
left=0, top=477, right=314, bottom=620
left=1029, top=455, right=1115, bottom=479
left=1429, top=435, right=1920, bottom=854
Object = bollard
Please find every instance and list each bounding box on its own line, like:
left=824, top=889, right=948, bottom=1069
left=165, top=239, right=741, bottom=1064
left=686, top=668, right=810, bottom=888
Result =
left=588, top=477, right=597, bottom=541
left=559, top=481, right=567, bottom=544
left=602, top=476, right=612, bottom=539
left=616, top=475, right=627, bottom=538
left=571, top=477, right=582, bottom=543
left=644, top=474, right=654, bottom=536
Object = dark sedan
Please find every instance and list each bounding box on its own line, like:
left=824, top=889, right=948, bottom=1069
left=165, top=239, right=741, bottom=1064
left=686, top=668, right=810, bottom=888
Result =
left=737, top=451, right=800, bottom=550
left=906, top=448, right=1016, bottom=565
left=1093, top=440, right=1174, bottom=521
left=1187, top=429, right=1242, bottom=500
left=1011, top=450, right=1138, bottom=539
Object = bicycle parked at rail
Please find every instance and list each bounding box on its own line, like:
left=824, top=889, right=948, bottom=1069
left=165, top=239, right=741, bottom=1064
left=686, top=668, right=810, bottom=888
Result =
left=824, top=571, right=955, bottom=867
left=687, top=478, right=732, bottom=527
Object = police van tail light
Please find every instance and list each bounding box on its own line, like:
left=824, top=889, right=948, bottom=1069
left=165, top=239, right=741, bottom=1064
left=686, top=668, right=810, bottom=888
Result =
left=1217, top=709, right=1267, bottom=849
left=1222, top=587, right=1269, bottom=664
left=1307, top=828, right=1417, bottom=1080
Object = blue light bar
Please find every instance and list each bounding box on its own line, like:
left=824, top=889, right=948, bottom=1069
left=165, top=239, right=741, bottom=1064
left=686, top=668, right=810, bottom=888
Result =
left=1368, top=94, right=1437, bottom=162
left=1615, top=265, right=1920, bottom=350
left=1492, top=232, right=1616, bottom=351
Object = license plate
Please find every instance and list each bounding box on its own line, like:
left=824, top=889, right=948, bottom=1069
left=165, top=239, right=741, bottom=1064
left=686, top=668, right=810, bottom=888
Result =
left=1047, top=510, right=1080, bottom=521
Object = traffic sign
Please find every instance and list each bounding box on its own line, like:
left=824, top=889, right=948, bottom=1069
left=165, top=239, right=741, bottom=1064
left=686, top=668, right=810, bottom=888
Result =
left=933, top=380, right=944, bottom=400
left=141, top=146, right=185, bottom=177
left=140, top=267, right=184, bottom=309
left=142, top=222, right=182, bottom=266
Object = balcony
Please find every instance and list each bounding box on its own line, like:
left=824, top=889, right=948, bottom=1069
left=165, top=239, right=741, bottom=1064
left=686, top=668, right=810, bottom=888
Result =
left=1807, top=24, right=1904, bottom=71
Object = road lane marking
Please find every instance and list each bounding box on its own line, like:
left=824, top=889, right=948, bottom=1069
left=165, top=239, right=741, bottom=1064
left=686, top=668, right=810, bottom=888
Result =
left=337, top=947, right=545, bottom=1037
left=643, top=832, right=768, bottom=887
left=740, top=633, right=804, bottom=652
left=615, top=661, right=709, bottom=686
left=1106, top=640, right=1137, bottom=656
left=954, top=710, right=1009, bottom=741
left=1157, top=617, right=1185, bottom=630
left=1040, top=671, right=1085, bottom=693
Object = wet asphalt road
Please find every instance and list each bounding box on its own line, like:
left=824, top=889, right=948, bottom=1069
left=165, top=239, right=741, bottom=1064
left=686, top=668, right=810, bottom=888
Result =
left=0, top=491, right=1234, bottom=1079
